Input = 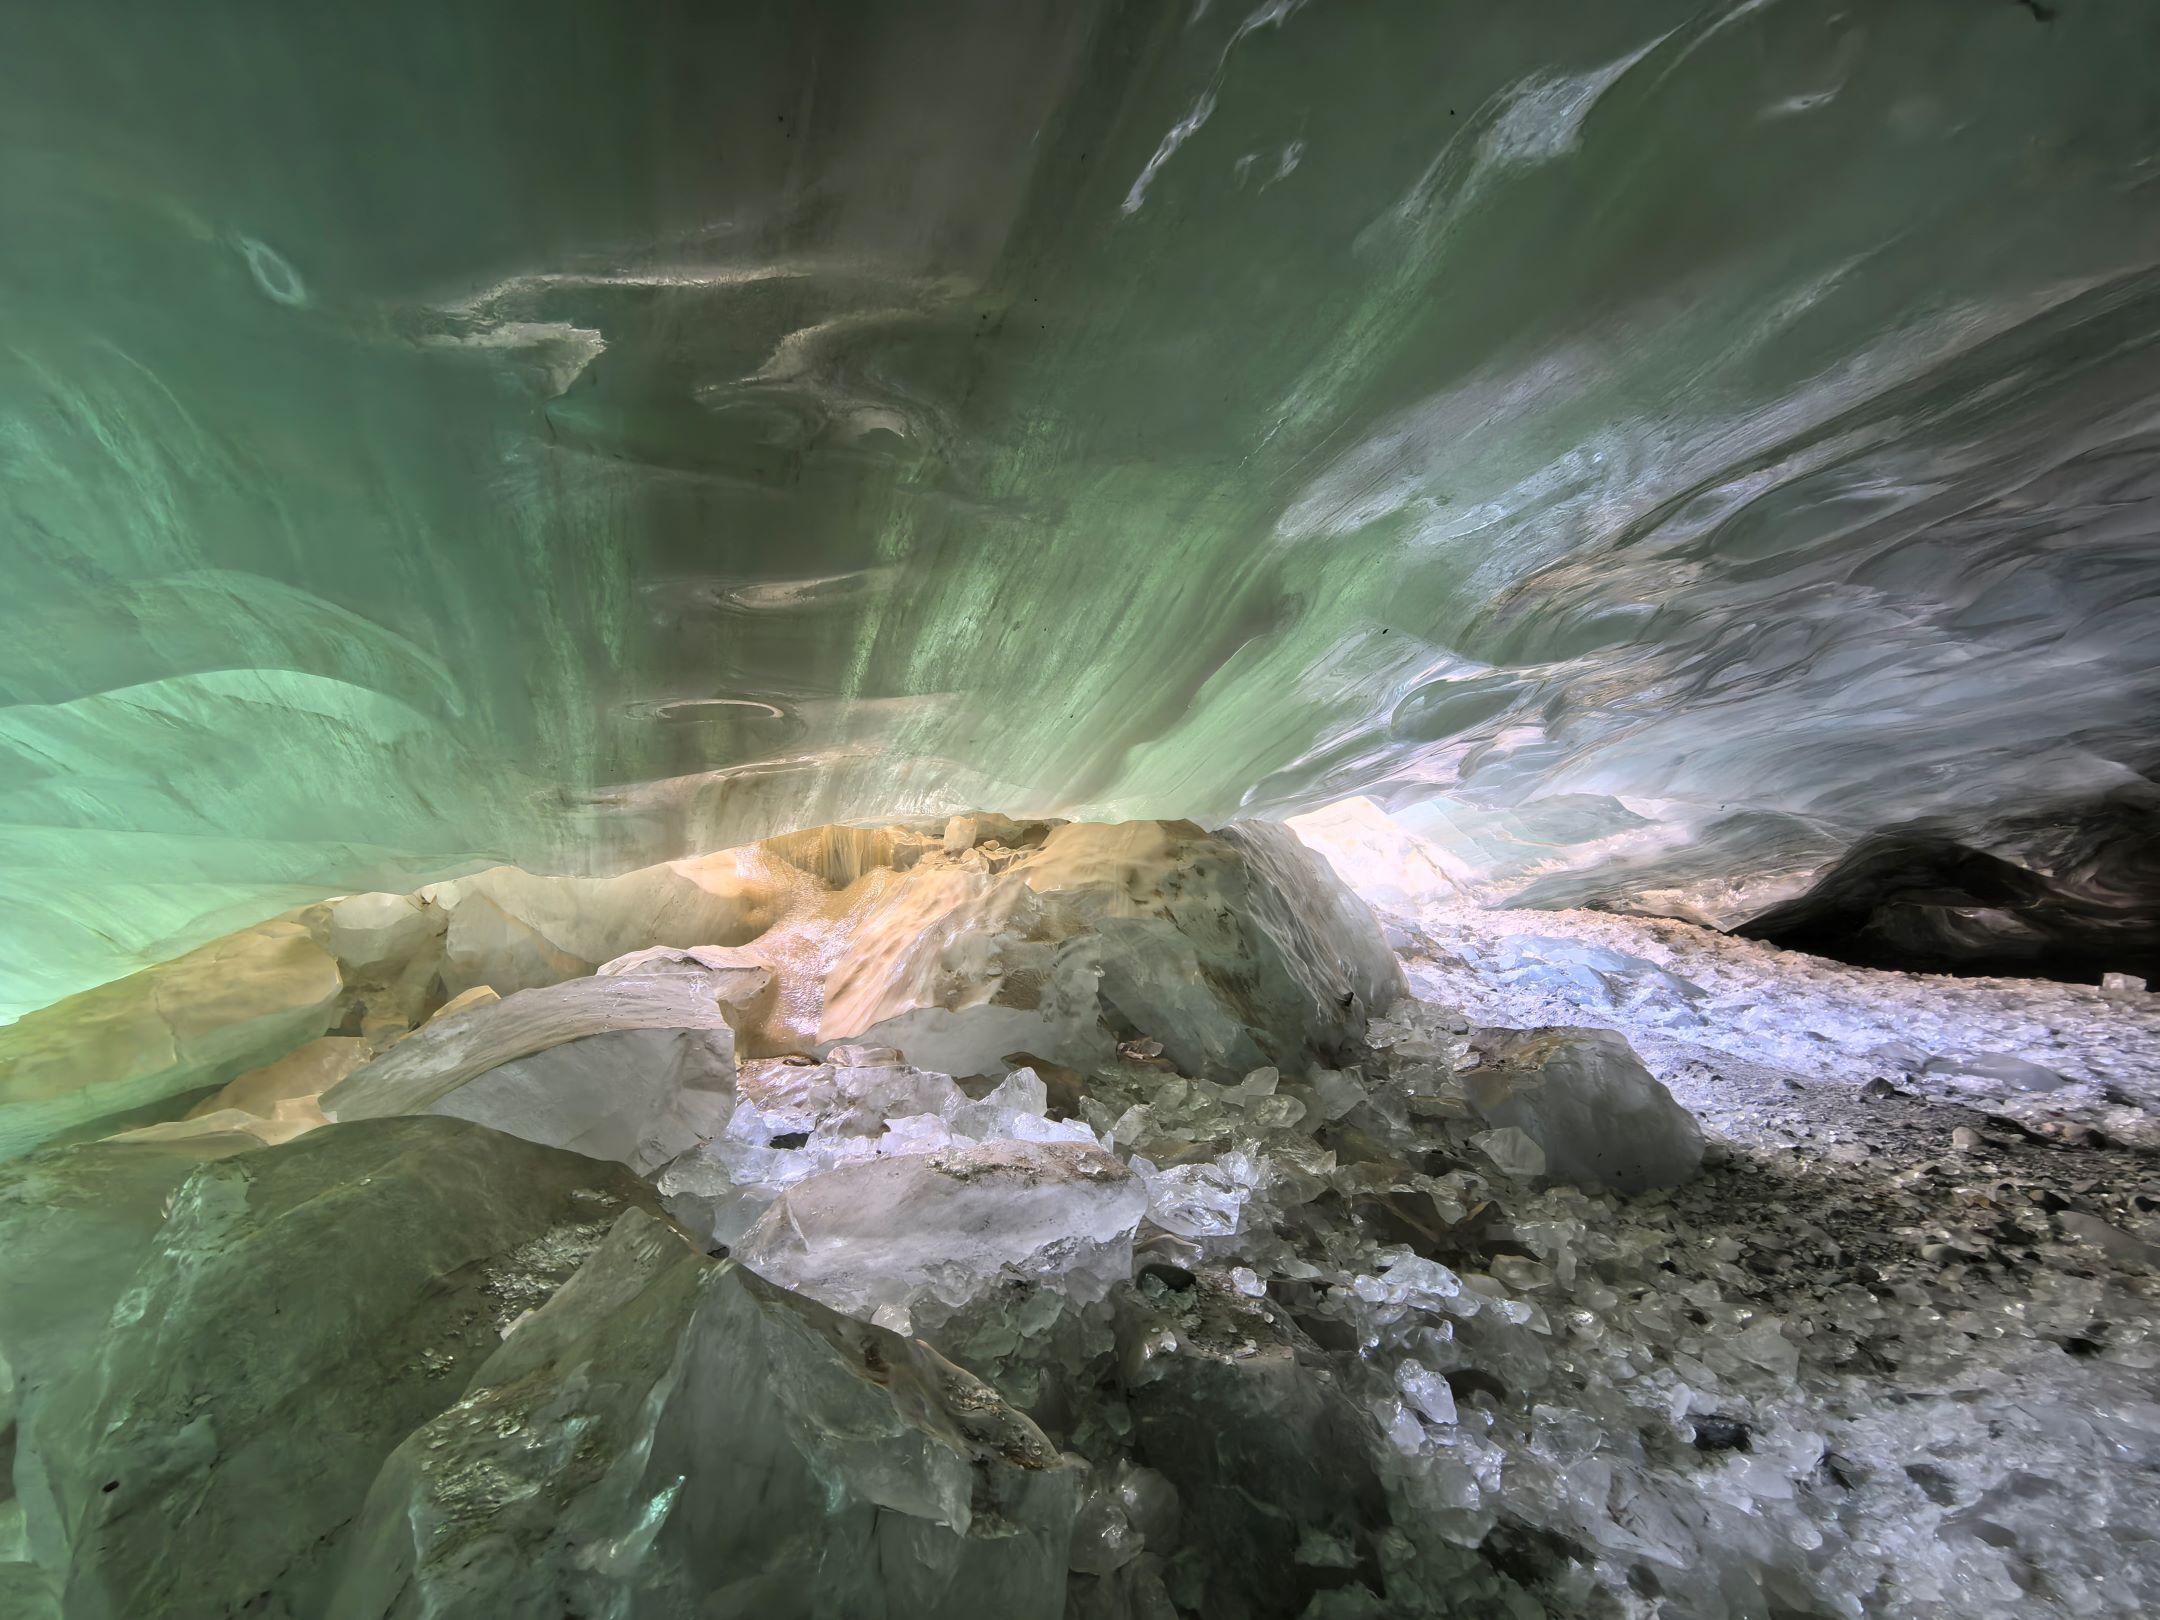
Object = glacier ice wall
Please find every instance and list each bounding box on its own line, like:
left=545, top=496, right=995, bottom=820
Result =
left=3, top=0, right=2159, bottom=1015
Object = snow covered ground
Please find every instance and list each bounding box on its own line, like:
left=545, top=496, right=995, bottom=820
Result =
left=1398, top=900, right=2160, bottom=1145
left=1348, top=889, right=2160, bottom=1617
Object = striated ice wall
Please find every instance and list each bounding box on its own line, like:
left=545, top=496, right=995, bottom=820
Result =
left=3, top=0, right=2158, bottom=1015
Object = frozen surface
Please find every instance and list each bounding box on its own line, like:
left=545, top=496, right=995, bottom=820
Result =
left=2, top=806, right=2158, bottom=1617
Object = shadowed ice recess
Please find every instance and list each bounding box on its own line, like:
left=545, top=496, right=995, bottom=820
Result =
left=4, top=0, right=2160, bottom=1018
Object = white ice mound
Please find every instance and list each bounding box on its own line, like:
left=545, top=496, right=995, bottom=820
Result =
left=1285, top=794, right=1471, bottom=916
left=735, top=1141, right=1148, bottom=1329
left=322, top=969, right=743, bottom=1172
left=1463, top=1026, right=1704, bottom=1193
left=820, top=817, right=1407, bottom=1081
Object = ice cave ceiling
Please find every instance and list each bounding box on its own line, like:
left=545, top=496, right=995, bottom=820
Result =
left=4, top=0, right=2160, bottom=1019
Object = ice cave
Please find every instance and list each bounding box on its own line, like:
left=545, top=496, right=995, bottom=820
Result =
left=3, top=3, right=2159, bottom=1617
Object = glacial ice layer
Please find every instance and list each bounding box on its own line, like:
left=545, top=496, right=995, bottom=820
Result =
left=6, top=0, right=2160, bottom=1019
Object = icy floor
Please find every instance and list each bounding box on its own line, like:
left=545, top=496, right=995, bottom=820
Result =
left=1400, top=903, right=2160, bottom=1138
left=1377, top=900, right=2160, bottom=1618
left=10, top=818, right=2160, bottom=1618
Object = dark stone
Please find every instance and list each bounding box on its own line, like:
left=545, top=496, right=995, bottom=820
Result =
left=1690, top=1415, right=1752, bottom=1453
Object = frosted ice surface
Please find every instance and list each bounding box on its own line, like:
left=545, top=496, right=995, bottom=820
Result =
left=736, top=1141, right=1147, bottom=1328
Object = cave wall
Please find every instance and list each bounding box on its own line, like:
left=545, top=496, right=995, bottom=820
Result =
left=4, top=0, right=2159, bottom=1014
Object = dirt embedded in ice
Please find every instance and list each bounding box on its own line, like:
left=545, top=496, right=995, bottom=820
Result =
left=1293, top=811, right=2160, bottom=1619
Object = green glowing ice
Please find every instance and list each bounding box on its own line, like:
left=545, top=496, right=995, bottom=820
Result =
left=4, top=1, right=2159, bottom=1016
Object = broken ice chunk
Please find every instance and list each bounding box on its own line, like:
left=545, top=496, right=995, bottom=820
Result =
left=1463, top=1026, right=1703, bottom=1193
left=595, top=942, right=776, bottom=1025
left=1307, top=1067, right=1369, bottom=1121
left=1732, top=1316, right=1801, bottom=1381
left=735, top=1141, right=1148, bottom=1326
left=1351, top=1254, right=1463, bottom=1309
left=322, top=971, right=737, bottom=1173
left=730, top=1052, right=965, bottom=1143
left=334, top=1207, right=1080, bottom=1618
left=1396, top=1361, right=1459, bottom=1426
left=6, top=1117, right=658, bottom=1619
left=1069, top=1470, right=1155, bottom=1577
left=1920, top=1051, right=2070, bottom=1094
left=1472, top=1125, right=1548, bottom=1179
left=1135, top=1150, right=1264, bottom=1239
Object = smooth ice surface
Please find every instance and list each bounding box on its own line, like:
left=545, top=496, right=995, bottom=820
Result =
left=6, top=2, right=2160, bottom=1015
left=322, top=970, right=739, bottom=1173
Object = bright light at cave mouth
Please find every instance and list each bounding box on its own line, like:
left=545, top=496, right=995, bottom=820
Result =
left=1, top=5, right=2157, bottom=1617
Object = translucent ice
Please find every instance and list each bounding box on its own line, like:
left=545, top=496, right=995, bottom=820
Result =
left=0, top=1117, right=658, bottom=1618
left=323, top=970, right=738, bottom=1172
left=736, top=1141, right=1148, bottom=1328
left=333, top=1208, right=1080, bottom=1619
left=1464, top=1027, right=1704, bottom=1193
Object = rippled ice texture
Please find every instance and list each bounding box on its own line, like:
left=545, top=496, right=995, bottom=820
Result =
left=4, top=1, right=2159, bottom=1016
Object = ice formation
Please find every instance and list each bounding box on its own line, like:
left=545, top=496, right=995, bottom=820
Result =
left=6, top=3, right=2160, bottom=1022
left=3, top=805, right=2155, bottom=1617
left=4, top=6, right=2160, bottom=1618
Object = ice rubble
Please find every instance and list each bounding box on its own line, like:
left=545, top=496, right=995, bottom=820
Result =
left=1, top=808, right=2157, bottom=1618
left=734, top=1140, right=1149, bottom=1330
